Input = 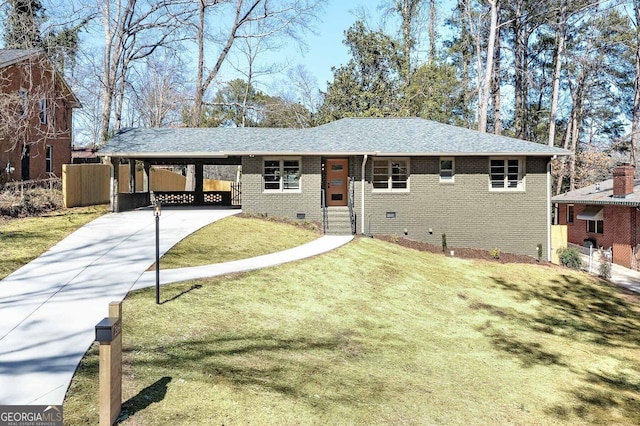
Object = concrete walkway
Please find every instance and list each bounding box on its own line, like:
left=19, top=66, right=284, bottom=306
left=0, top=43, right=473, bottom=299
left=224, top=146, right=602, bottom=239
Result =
left=581, top=253, right=640, bottom=294
left=0, top=208, right=353, bottom=405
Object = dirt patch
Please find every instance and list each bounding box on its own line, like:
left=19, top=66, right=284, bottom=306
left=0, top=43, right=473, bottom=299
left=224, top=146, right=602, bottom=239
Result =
left=372, top=234, right=545, bottom=265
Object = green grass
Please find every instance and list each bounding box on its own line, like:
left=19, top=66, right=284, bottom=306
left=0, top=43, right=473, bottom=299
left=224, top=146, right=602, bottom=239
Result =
left=157, top=215, right=320, bottom=269
left=0, top=205, right=109, bottom=279
left=64, top=237, right=640, bottom=425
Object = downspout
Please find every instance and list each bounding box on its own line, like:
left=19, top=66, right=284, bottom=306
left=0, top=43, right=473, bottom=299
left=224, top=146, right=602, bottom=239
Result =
left=361, top=155, right=368, bottom=235
left=547, top=158, right=553, bottom=262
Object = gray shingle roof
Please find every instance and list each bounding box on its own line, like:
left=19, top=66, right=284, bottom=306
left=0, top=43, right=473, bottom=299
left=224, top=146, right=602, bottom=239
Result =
left=98, top=117, right=572, bottom=158
left=551, top=179, right=640, bottom=206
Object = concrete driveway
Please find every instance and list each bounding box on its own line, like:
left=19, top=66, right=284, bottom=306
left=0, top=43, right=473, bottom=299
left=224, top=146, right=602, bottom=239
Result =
left=0, top=207, right=239, bottom=405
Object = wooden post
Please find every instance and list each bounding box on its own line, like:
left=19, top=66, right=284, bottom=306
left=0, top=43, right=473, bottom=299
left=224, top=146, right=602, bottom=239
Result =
left=98, top=301, right=122, bottom=426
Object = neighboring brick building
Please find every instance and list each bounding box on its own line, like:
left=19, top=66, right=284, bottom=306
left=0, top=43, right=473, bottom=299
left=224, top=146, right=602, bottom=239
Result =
left=100, top=118, right=571, bottom=260
left=0, top=49, right=81, bottom=183
left=553, top=164, right=640, bottom=269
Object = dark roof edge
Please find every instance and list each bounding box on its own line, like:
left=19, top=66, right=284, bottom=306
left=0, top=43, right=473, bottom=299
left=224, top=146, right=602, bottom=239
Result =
left=98, top=151, right=569, bottom=158
left=551, top=198, right=640, bottom=207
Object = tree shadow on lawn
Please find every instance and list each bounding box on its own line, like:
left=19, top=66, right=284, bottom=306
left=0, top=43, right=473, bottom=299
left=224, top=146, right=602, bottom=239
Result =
left=478, top=273, right=640, bottom=423
left=490, top=274, right=640, bottom=348
left=546, top=371, right=640, bottom=424
left=123, top=332, right=374, bottom=413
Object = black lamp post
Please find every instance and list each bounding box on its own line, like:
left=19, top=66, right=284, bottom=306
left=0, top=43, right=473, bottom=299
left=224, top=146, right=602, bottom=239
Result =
left=154, top=201, right=161, bottom=304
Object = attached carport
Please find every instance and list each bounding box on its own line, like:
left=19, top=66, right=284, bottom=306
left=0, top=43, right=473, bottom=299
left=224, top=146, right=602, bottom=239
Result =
left=101, top=154, right=242, bottom=212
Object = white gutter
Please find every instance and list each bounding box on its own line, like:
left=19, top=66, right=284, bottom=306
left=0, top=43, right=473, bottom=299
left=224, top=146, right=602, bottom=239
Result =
left=547, top=158, right=552, bottom=262
left=361, top=154, right=368, bottom=234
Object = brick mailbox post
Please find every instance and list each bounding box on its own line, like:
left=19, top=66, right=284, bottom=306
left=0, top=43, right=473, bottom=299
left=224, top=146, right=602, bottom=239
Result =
left=95, top=302, right=123, bottom=426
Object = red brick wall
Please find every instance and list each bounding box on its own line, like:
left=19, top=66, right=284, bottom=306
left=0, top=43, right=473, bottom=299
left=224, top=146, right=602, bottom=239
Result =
left=557, top=203, right=638, bottom=268
left=0, top=56, right=73, bottom=181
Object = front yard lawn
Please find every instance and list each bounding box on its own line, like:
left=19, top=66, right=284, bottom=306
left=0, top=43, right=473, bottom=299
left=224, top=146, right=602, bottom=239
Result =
left=64, top=237, right=640, bottom=425
left=0, top=205, right=109, bottom=279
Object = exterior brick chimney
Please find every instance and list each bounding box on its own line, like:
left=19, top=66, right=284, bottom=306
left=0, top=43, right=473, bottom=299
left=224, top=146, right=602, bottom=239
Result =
left=613, top=164, right=635, bottom=198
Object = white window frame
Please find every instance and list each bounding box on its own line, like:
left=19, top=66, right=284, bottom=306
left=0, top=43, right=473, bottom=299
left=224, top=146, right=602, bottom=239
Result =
left=39, top=99, right=47, bottom=124
left=45, top=145, right=53, bottom=173
left=489, top=157, right=525, bottom=191
left=19, top=88, right=28, bottom=118
left=567, top=204, right=574, bottom=224
left=372, top=158, right=410, bottom=192
left=439, top=157, right=455, bottom=183
left=263, top=157, right=301, bottom=193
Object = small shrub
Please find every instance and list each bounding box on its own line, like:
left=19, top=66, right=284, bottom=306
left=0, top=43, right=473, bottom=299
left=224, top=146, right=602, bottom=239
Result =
left=391, top=234, right=400, bottom=243
left=557, top=247, right=582, bottom=270
left=489, top=248, right=501, bottom=259
left=598, top=250, right=612, bottom=279
left=441, top=233, right=447, bottom=252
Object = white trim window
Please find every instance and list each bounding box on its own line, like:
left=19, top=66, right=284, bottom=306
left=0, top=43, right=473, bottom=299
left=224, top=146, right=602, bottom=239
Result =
left=263, top=158, right=301, bottom=192
left=373, top=158, right=409, bottom=191
left=45, top=145, right=53, bottom=173
left=567, top=204, right=574, bottom=224
left=439, top=157, right=454, bottom=183
left=39, top=99, right=47, bottom=124
left=489, top=157, right=525, bottom=191
left=19, top=88, right=28, bottom=118
left=587, top=220, right=603, bottom=234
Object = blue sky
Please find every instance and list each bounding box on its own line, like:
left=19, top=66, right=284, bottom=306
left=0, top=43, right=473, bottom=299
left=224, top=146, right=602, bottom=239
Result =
left=254, top=0, right=454, bottom=93
left=286, top=0, right=376, bottom=89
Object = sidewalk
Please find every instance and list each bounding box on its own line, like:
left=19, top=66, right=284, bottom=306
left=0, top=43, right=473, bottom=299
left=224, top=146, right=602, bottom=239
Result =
left=0, top=208, right=353, bottom=405
left=580, top=253, right=640, bottom=294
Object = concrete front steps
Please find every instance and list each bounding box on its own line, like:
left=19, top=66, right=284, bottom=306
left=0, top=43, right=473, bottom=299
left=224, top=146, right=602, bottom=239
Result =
left=325, top=206, right=354, bottom=235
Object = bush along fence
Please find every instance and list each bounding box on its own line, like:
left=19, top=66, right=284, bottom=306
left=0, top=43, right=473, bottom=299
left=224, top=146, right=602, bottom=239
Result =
left=0, top=177, right=63, bottom=217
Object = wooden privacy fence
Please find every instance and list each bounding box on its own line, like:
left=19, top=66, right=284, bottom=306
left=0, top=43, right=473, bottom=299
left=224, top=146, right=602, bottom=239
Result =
left=550, top=225, right=568, bottom=265
left=63, top=164, right=111, bottom=208
left=64, top=163, right=235, bottom=208
left=118, top=167, right=232, bottom=192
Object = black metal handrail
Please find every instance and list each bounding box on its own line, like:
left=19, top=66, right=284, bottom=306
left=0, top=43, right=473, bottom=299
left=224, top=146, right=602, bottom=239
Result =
left=321, top=189, right=327, bottom=234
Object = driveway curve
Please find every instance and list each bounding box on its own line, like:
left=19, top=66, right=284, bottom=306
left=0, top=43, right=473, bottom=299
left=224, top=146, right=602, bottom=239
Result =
left=0, top=208, right=352, bottom=405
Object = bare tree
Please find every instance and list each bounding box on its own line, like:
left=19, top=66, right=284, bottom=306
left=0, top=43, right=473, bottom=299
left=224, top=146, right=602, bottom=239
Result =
left=96, top=0, right=193, bottom=142
left=189, top=0, right=325, bottom=127
left=632, top=0, right=640, bottom=167
left=131, top=51, right=188, bottom=127
left=548, top=0, right=567, bottom=147
left=477, top=0, right=498, bottom=133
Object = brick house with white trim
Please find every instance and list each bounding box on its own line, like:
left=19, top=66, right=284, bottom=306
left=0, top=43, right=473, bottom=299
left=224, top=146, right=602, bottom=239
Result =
left=553, top=164, right=640, bottom=269
left=0, top=49, right=81, bottom=183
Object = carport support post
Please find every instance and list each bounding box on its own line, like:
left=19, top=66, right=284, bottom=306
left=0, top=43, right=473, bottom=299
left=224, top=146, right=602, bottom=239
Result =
left=195, top=161, right=204, bottom=205
left=97, top=301, right=122, bottom=426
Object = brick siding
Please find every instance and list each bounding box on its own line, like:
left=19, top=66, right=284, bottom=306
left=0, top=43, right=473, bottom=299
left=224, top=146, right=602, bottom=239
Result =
left=558, top=203, right=639, bottom=268
left=244, top=154, right=550, bottom=259
left=0, top=58, right=74, bottom=181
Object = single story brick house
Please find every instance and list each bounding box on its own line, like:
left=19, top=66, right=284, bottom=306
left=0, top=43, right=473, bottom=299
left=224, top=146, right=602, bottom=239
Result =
left=552, top=164, right=640, bottom=269
left=98, top=117, right=570, bottom=260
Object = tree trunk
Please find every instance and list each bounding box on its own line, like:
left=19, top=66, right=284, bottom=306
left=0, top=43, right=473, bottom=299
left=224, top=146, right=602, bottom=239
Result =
left=192, top=0, right=206, bottom=127
left=632, top=1, right=640, bottom=168
left=478, top=0, right=499, bottom=133
left=491, top=16, right=501, bottom=135
left=429, top=0, right=437, bottom=62
left=548, top=1, right=567, bottom=147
